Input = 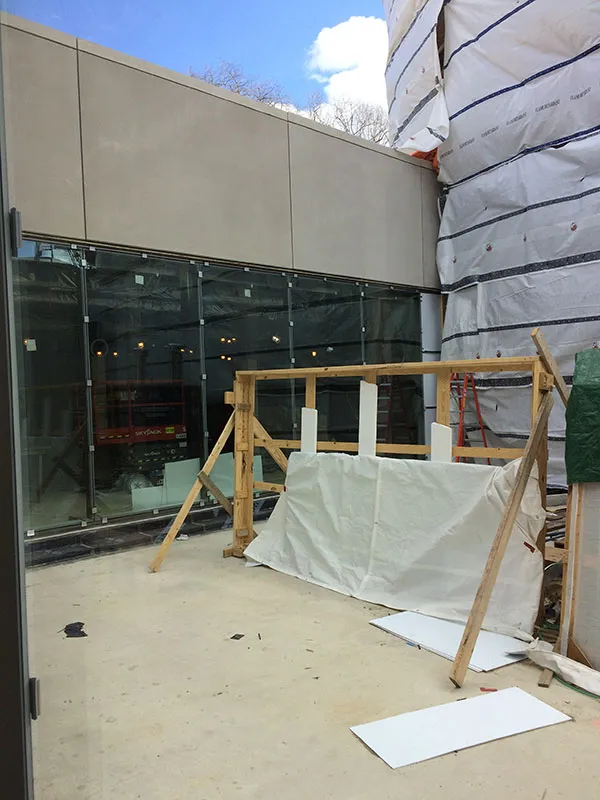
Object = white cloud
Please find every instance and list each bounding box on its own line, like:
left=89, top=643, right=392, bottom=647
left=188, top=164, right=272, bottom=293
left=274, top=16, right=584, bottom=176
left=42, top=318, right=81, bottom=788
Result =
left=307, top=16, right=388, bottom=108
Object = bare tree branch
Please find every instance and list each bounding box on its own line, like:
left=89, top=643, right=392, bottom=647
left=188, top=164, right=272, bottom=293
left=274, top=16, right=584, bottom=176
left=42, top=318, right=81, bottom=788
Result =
left=306, top=93, right=390, bottom=146
left=190, top=60, right=289, bottom=107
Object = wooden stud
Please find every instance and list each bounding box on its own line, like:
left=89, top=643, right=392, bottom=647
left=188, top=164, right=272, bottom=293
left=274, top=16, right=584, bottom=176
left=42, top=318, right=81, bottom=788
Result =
left=254, top=481, right=284, bottom=493
left=453, top=446, right=524, bottom=460
left=567, top=636, right=594, bottom=668
left=436, top=370, right=451, bottom=427
left=363, top=370, right=377, bottom=384
left=148, top=410, right=236, bottom=572
left=449, top=390, right=553, bottom=687
left=305, top=374, right=316, bottom=409
left=148, top=478, right=202, bottom=573
left=252, top=438, right=525, bottom=459
left=197, top=470, right=233, bottom=516
left=531, top=361, right=550, bottom=628
left=228, top=376, right=255, bottom=557
left=531, top=328, right=570, bottom=407
left=236, top=356, right=539, bottom=382
left=203, top=411, right=235, bottom=475
left=253, top=417, right=289, bottom=473
left=544, top=545, right=566, bottom=563
left=224, top=390, right=235, bottom=406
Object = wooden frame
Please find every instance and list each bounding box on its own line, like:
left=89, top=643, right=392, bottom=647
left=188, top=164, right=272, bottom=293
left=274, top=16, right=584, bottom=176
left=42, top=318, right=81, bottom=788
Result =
left=148, top=353, right=552, bottom=571
left=224, top=355, right=551, bottom=558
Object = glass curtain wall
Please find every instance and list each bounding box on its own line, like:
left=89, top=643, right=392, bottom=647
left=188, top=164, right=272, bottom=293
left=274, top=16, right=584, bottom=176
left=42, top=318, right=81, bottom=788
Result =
left=13, top=240, right=423, bottom=536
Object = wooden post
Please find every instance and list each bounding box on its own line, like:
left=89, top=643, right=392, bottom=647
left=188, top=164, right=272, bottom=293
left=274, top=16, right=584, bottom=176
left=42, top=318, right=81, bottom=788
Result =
left=449, top=390, right=554, bottom=687
left=228, top=376, right=255, bottom=558
left=436, top=369, right=451, bottom=427
left=305, top=374, right=316, bottom=409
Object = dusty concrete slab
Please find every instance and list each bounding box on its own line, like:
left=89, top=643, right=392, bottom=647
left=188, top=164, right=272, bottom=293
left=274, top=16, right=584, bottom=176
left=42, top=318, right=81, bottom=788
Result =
left=26, top=529, right=599, bottom=800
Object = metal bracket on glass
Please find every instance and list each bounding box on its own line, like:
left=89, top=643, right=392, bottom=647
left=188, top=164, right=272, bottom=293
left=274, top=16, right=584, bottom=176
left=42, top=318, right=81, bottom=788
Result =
left=83, top=315, right=89, bottom=323
left=88, top=445, right=95, bottom=452
left=141, top=252, right=148, bottom=259
left=26, top=530, right=35, bottom=538
left=29, top=677, right=40, bottom=721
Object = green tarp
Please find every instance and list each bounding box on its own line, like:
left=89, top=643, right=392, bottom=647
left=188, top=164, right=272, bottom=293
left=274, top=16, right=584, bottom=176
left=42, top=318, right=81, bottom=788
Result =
left=566, top=348, right=600, bottom=484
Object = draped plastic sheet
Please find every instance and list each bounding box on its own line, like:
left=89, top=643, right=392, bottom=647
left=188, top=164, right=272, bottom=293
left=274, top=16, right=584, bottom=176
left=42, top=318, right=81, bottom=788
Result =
left=245, top=452, right=544, bottom=639
left=385, top=1, right=600, bottom=487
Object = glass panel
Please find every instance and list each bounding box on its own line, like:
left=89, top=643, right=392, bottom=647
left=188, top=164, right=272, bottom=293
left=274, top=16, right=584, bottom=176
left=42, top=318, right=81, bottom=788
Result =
left=202, top=265, right=290, bottom=486
left=291, top=276, right=362, bottom=442
left=363, top=284, right=423, bottom=446
left=86, top=249, right=202, bottom=517
left=12, top=241, right=89, bottom=532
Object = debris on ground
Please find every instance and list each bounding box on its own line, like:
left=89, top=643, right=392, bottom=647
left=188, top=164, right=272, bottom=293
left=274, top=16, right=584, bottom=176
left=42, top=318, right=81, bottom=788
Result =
left=62, top=622, right=87, bottom=638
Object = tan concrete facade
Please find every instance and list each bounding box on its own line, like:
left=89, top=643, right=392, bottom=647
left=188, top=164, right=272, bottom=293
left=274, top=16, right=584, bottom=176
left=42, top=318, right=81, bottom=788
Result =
left=0, top=12, right=440, bottom=289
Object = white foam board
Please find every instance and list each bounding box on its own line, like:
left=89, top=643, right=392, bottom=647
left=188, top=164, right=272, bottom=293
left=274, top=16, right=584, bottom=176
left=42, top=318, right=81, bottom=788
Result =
left=358, top=380, right=378, bottom=457
left=351, top=687, right=570, bottom=769
left=301, top=408, right=318, bottom=454
left=430, top=422, right=452, bottom=462
left=370, top=612, right=526, bottom=672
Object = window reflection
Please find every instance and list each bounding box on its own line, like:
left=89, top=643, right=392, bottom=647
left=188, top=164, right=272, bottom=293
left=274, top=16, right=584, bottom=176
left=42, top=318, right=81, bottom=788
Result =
left=13, top=243, right=88, bottom=530
left=13, top=240, right=424, bottom=534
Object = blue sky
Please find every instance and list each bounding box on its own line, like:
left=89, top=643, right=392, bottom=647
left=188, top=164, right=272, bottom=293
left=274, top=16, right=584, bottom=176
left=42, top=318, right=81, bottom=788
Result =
left=3, top=0, right=386, bottom=107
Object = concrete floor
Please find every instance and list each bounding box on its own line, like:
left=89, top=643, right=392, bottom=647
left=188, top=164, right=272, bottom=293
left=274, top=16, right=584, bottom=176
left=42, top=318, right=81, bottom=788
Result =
left=27, top=528, right=600, bottom=800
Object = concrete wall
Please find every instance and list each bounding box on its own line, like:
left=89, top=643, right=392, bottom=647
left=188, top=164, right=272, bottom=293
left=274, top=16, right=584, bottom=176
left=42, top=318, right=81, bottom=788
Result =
left=0, top=13, right=440, bottom=289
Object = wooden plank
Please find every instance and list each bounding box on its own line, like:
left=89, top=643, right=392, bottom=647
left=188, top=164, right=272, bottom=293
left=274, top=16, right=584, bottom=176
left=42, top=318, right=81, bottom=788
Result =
left=305, top=374, right=316, bottom=409
left=531, top=360, right=550, bottom=629
left=253, top=439, right=525, bottom=459
left=560, top=485, right=580, bottom=655
left=236, top=356, right=539, bottom=381
left=449, top=390, right=554, bottom=687
left=255, top=439, right=431, bottom=455
left=436, top=370, right=451, bottom=427
left=203, top=411, right=235, bottom=475
left=538, top=666, right=554, bottom=688
left=253, top=418, right=289, bottom=472
left=148, top=410, right=237, bottom=572
left=531, top=328, right=570, bottom=407
left=544, top=545, right=566, bottom=563
left=254, top=480, right=284, bottom=493
left=567, top=636, right=594, bottom=668
left=453, top=446, right=525, bottom=460
left=228, top=376, right=255, bottom=557
left=148, top=477, right=202, bottom=573
left=363, top=370, right=377, bottom=384
left=197, top=470, right=233, bottom=516
left=223, top=390, right=235, bottom=406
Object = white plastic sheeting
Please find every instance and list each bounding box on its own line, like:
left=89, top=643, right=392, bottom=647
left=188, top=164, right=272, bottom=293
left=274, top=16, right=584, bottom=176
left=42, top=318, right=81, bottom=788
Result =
left=245, top=452, right=544, bottom=639
left=385, top=2, right=600, bottom=487
left=511, top=639, right=600, bottom=696
left=384, top=0, right=448, bottom=153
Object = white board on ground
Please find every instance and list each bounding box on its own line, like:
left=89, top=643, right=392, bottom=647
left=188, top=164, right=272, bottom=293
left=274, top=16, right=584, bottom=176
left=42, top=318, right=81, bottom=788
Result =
left=300, top=408, right=318, bottom=454
left=358, top=380, right=377, bottom=457
left=370, top=612, right=526, bottom=672
left=351, top=687, right=570, bottom=769
left=430, top=422, right=452, bottom=462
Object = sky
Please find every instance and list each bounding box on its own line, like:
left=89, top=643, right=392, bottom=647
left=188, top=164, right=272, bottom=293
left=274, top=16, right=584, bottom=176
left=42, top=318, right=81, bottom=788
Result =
left=3, top=0, right=388, bottom=108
